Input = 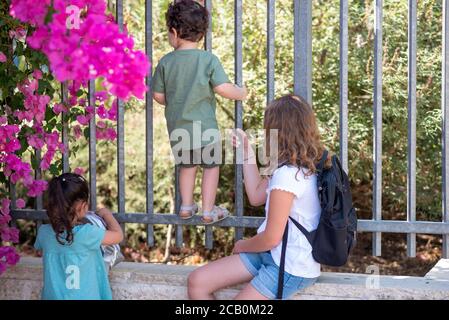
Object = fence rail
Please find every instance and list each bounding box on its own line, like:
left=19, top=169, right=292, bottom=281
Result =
left=9, top=0, right=449, bottom=259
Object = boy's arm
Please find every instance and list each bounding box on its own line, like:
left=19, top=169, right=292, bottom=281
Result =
left=97, top=208, right=124, bottom=245
left=214, top=83, right=247, bottom=101
left=153, top=92, right=166, bottom=105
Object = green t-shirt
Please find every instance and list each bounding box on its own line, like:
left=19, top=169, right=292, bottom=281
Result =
left=152, top=49, right=230, bottom=150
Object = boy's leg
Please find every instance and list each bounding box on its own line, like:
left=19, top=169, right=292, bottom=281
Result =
left=179, top=166, right=197, bottom=218
left=188, top=254, right=253, bottom=300
left=201, top=166, right=219, bottom=214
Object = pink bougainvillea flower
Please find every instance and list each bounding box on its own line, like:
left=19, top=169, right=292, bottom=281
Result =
left=15, top=199, right=26, bottom=209
left=32, top=69, right=43, bottom=80
left=11, top=0, right=150, bottom=102
left=27, top=134, right=45, bottom=150
left=0, top=247, right=20, bottom=265
left=10, top=0, right=51, bottom=26
left=95, top=91, right=108, bottom=102
left=52, top=103, right=67, bottom=115
left=0, top=214, right=11, bottom=226
left=97, top=120, right=107, bottom=129
left=97, top=105, right=108, bottom=119
left=74, top=167, right=85, bottom=175
left=68, top=95, right=78, bottom=107
left=26, top=180, right=48, bottom=197
left=4, top=138, right=20, bottom=153
left=0, top=199, right=11, bottom=216
left=5, top=248, right=20, bottom=265
left=76, top=115, right=90, bottom=126
left=73, top=125, right=83, bottom=139
left=0, top=227, right=19, bottom=243
left=108, top=102, right=117, bottom=121
left=0, top=52, right=6, bottom=63
left=85, top=106, right=95, bottom=115
left=105, top=127, right=117, bottom=141
left=9, top=26, right=27, bottom=40
left=4, top=154, right=33, bottom=185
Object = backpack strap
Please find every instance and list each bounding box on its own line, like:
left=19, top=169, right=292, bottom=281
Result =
left=316, top=150, right=329, bottom=173
left=276, top=222, right=289, bottom=300
left=289, top=217, right=314, bottom=245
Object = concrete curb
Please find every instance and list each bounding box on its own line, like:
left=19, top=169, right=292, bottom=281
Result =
left=1, top=257, right=448, bottom=300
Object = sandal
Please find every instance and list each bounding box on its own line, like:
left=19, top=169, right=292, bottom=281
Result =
left=201, top=206, right=230, bottom=225
left=178, top=203, right=199, bottom=220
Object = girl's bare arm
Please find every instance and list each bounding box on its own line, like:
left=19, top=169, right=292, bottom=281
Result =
left=233, top=190, right=294, bottom=253
left=97, top=208, right=124, bottom=245
left=233, top=129, right=268, bottom=206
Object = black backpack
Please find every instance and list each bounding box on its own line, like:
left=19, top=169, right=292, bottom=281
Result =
left=277, top=150, right=357, bottom=299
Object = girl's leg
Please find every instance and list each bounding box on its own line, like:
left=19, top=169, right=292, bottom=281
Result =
left=201, top=166, right=219, bottom=213
left=179, top=166, right=197, bottom=217
left=234, top=283, right=269, bottom=300
left=188, top=254, right=253, bottom=300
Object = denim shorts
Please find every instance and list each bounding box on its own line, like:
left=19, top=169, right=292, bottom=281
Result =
left=239, top=251, right=318, bottom=300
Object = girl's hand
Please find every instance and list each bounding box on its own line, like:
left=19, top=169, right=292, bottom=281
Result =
left=232, top=239, right=246, bottom=254
left=231, top=128, right=248, bottom=149
left=231, top=128, right=251, bottom=155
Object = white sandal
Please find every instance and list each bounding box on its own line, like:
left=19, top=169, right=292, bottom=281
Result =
left=179, top=203, right=199, bottom=220
left=201, top=206, right=229, bottom=225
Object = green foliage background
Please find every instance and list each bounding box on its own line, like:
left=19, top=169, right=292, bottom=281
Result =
left=68, top=0, right=444, bottom=250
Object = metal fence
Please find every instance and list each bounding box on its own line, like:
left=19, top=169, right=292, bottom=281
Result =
left=9, top=0, right=449, bottom=259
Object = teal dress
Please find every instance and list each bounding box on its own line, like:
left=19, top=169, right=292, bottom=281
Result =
left=34, top=223, right=112, bottom=300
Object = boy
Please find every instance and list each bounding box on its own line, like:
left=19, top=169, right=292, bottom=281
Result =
left=152, top=0, right=247, bottom=224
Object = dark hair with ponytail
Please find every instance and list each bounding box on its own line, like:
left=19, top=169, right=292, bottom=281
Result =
left=46, top=173, right=89, bottom=245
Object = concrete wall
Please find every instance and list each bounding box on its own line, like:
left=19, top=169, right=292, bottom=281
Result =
left=1, top=257, right=448, bottom=300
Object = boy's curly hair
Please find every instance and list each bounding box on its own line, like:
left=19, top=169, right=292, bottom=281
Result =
left=166, top=0, right=209, bottom=42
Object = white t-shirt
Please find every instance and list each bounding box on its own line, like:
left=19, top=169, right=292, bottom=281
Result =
left=257, top=165, right=321, bottom=278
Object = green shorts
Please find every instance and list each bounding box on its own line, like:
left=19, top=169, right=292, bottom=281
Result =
left=174, top=142, right=221, bottom=169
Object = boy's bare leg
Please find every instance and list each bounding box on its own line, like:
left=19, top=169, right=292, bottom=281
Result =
left=179, top=166, right=197, bottom=217
left=201, top=166, right=219, bottom=219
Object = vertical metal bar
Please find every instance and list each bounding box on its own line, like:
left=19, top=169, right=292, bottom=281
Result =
left=407, top=0, right=417, bottom=258
left=339, top=0, right=349, bottom=173
left=204, top=0, right=213, bottom=250
left=175, top=165, right=183, bottom=248
left=61, top=83, right=70, bottom=173
left=204, top=0, right=212, bottom=50
left=294, top=0, right=312, bottom=104
left=145, top=0, right=154, bottom=247
left=373, top=0, right=383, bottom=257
left=9, top=182, right=17, bottom=228
left=35, top=150, right=42, bottom=230
left=267, top=0, right=275, bottom=104
left=443, top=0, right=449, bottom=259
left=116, top=0, right=126, bottom=242
left=35, top=150, right=43, bottom=210
left=234, top=0, right=244, bottom=241
left=88, top=81, right=97, bottom=211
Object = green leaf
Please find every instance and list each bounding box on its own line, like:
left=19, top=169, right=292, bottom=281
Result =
left=17, top=136, right=29, bottom=155
left=30, top=153, right=39, bottom=171
left=83, top=127, right=90, bottom=140
left=49, top=163, right=60, bottom=176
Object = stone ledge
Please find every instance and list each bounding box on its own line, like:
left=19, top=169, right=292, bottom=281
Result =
left=1, top=257, right=448, bottom=300
left=425, top=259, right=449, bottom=281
